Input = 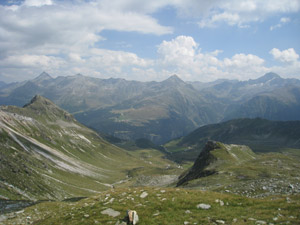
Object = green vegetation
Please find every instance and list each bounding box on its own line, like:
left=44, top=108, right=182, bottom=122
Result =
left=5, top=187, right=300, bottom=224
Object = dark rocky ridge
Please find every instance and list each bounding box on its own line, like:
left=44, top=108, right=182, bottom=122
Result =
left=177, top=141, right=218, bottom=186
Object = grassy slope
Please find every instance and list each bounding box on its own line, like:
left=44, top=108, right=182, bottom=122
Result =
left=0, top=96, right=181, bottom=200
left=5, top=187, right=300, bottom=224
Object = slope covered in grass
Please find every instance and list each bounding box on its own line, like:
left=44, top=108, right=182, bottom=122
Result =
left=3, top=187, right=300, bottom=224
left=0, top=95, right=181, bottom=200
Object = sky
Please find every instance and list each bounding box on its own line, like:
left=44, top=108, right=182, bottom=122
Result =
left=0, top=0, right=299, bottom=83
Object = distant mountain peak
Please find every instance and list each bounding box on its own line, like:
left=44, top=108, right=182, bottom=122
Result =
left=33, top=72, right=52, bottom=82
left=255, top=72, right=281, bottom=83
left=163, top=74, right=185, bottom=84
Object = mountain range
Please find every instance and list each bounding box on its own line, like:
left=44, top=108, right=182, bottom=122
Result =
left=1, top=72, right=300, bottom=144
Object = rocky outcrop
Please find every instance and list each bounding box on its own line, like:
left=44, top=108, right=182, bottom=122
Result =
left=177, top=141, right=218, bottom=186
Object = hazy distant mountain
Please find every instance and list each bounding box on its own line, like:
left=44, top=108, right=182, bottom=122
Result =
left=75, top=75, right=222, bottom=143
left=0, top=72, right=299, bottom=144
left=0, top=73, right=221, bottom=143
left=197, top=72, right=300, bottom=102
left=224, top=85, right=300, bottom=121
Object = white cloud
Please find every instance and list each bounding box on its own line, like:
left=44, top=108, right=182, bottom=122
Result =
left=156, top=36, right=268, bottom=81
left=199, top=12, right=241, bottom=28
left=158, top=35, right=197, bottom=64
left=23, top=0, right=53, bottom=7
left=0, top=0, right=172, bottom=56
left=270, top=17, right=291, bottom=30
left=0, top=54, right=64, bottom=68
left=270, top=48, right=299, bottom=63
left=196, top=0, right=299, bottom=28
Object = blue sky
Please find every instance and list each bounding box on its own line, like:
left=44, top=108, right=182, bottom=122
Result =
left=0, top=0, right=299, bottom=82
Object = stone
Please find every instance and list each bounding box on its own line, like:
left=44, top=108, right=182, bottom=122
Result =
left=101, top=208, right=120, bottom=217
left=140, top=192, right=148, bottom=198
left=84, top=214, right=89, bottom=218
left=126, top=210, right=139, bottom=225
left=184, top=221, right=189, bottom=224
left=255, top=220, right=267, bottom=224
left=185, top=210, right=191, bottom=214
left=153, top=211, right=160, bottom=216
left=196, top=203, right=211, bottom=210
left=216, top=220, right=225, bottom=224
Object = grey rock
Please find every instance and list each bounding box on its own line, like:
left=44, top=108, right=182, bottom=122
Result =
left=255, top=220, right=267, bottom=224
left=196, top=203, right=211, bottom=209
left=101, top=208, right=120, bottom=217
left=140, top=192, right=148, bottom=198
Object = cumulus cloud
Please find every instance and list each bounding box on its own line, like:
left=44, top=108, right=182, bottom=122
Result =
left=157, top=36, right=268, bottom=81
left=270, top=48, right=299, bottom=63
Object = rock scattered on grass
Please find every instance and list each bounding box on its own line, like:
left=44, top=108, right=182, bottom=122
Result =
left=255, top=220, right=266, bottom=224
left=215, top=199, right=224, bottom=206
left=196, top=203, right=211, bottom=210
left=216, top=220, right=225, bottom=224
left=101, top=208, right=120, bottom=217
left=153, top=211, right=160, bottom=216
left=140, top=192, right=148, bottom=198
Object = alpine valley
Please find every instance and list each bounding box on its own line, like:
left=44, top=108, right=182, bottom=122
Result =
left=1, top=73, right=300, bottom=224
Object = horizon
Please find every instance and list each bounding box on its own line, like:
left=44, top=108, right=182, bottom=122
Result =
left=0, top=71, right=289, bottom=84
left=0, top=0, right=299, bottom=83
